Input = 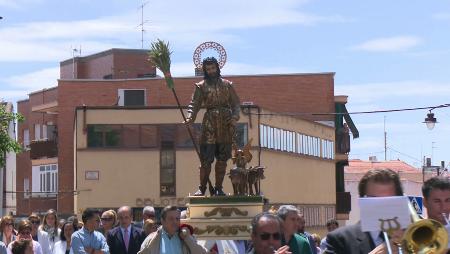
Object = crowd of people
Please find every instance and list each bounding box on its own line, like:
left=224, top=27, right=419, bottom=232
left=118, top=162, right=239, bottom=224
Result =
left=0, top=170, right=449, bottom=254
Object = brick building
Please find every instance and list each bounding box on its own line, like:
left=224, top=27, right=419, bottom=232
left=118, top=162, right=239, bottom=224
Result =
left=16, top=48, right=355, bottom=218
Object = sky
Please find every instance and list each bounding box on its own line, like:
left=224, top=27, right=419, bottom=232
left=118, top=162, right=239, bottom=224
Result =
left=1, top=0, right=450, bottom=169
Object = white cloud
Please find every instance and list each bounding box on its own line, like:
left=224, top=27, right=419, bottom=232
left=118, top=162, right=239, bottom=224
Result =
left=351, top=36, right=422, bottom=52
left=2, top=67, right=59, bottom=89
left=0, top=67, right=59, bottom=102
left=336, top=80, right=450, bottom=104
left=0, top=0, right=348, bottom=62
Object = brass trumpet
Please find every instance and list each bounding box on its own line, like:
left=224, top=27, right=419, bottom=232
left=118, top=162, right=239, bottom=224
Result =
left=400, top=202, right=449, bottom=254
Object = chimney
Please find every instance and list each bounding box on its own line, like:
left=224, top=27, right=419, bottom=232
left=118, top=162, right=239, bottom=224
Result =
left=369, top=156, right=377, bottom=162
left=195, top=67, right=203, bottom=76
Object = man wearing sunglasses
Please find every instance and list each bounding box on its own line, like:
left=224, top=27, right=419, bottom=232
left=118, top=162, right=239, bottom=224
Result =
left=28, top=214, right=51, bottom=254
left=248, top=213, right=291, bottom=254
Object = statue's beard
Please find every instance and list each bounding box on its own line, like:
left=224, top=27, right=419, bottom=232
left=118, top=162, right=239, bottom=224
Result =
left=206, top=72, right=219, bottom=81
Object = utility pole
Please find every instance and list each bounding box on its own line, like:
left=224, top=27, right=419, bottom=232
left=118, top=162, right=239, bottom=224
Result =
left=431, top=141, right=437, bottom=166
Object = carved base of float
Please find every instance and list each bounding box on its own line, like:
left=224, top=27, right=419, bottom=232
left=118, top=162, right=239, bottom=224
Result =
left=181, top=195, right=265, bottom=240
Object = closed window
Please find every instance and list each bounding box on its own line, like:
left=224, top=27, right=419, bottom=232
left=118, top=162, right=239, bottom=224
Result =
left=118, top=89, right=146, bottom=106
left=34, top=124, right=41, bottom=140
left=32, top=164, right=58, bottom=197
left=160, top=125, right=176, bottom=196
left=23, top=129, right=30, bottom=147
left=87, top=125, right=122, bottom=147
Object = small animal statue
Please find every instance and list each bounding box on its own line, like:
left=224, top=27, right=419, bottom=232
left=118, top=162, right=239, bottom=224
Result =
left=247, top=166, right=265, bottom=195
left=228, top=139, right=253, bottom=195
left=229, top=167, right=248, bottom=195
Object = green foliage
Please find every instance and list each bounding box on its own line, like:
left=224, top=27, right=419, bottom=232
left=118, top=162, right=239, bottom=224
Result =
left=148, top=39, right=175, bottom=89
left=0, top=104, right=23, bottom=168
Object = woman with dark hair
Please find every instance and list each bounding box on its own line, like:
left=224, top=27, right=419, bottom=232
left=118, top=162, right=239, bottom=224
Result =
left=52, top=222, right=75, bottom=254
left=39, top=209, right=61, bottom=252
left=0, top=215, right=17, bottom=246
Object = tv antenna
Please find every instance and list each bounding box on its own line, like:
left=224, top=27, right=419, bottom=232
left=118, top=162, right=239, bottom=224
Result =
left=138, top=1, right=150, bottom=49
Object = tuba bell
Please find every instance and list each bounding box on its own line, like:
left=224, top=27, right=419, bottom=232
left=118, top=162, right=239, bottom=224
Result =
left=400, top=202, right=448, bottom=254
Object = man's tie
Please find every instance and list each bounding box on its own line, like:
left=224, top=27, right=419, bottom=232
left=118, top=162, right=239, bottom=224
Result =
left=124, top=228, right=130, bottom=251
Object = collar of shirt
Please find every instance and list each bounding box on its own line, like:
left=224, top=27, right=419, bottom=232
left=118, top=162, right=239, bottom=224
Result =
left=121, top=225, right=132, bottom=237
left=369, top=231, right=384, bottom=247
left=160, top=228, right=182, bottom=254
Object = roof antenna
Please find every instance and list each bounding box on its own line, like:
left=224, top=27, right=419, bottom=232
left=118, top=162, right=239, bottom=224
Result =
left=138, top=1, right=150, bottom=49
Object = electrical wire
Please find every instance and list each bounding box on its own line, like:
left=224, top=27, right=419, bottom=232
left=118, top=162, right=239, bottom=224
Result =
left=245, top=103, right=450, bottom=117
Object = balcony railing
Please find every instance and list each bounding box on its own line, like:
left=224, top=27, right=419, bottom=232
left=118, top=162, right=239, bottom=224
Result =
left=30, top=140, right=58, bottom=159
left=336, top=191, right=351, bottom=214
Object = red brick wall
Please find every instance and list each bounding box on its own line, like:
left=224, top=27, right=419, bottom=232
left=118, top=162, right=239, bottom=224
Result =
left=16, top=89, right=58, bottom=216
left=60, top=50, right=156, bottom=79
left=113, top=52, right=156, bottom=79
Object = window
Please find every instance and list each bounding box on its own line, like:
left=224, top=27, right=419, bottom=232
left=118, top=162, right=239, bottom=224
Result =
left=122, top=125, right=140, bottom=148
left=141, top=125, right=157, bottom=148
left=259, top=124, right=334, bottom=160
left=47, top=125, right=57, bottom=141
left=176, top=124, right=201, bottom=148
left=23, top=129, right=30, bottom=147
left=24, top=178, right=30, bottom=198
left=42, top=125, right=47, bottom=140
left=118, top=89, right=146, bottom=106
left=160, top=125, right=176, bottom=196
left=34, top=124, right=41, bottom=140
left=87, top=125, right=122, bottom=147
left=235, top=123, right=248, bottom=147
left=32, top=164, right=58, bottom=197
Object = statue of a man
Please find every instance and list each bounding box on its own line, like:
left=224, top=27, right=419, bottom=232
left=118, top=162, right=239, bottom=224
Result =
left=184, top=57, right=241, bottom=196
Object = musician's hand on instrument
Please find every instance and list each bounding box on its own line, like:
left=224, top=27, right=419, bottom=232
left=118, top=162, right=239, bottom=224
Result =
left=368, top=243, right=400, bottom=254
left=274, top=245, right=291, bottom=254
left=183, top=117, right=193, bottom=125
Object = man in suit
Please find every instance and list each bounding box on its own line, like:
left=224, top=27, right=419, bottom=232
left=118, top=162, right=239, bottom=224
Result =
left=324, top=168, right=404, bottom=254
left=134, top=206, right=156, bottom=229
left=107, top=206, right=145, bottom=254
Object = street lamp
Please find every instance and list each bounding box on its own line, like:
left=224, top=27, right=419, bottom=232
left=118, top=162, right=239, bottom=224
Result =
left=423, top=110, right=437, bottom=130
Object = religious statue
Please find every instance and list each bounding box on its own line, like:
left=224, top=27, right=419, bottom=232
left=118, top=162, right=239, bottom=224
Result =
left=184, top=57, right=241, bottom=196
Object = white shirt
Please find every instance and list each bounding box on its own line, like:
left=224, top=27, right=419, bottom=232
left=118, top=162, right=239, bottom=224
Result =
left=53, top=241, right=74, bottom=254
left=36, top=229, right=52, bottom=254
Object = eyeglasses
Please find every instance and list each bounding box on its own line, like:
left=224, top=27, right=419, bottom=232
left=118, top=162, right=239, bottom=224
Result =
left=101, top=217, right=113, bottom=222
left=4, top=223, right=13, bottom=226
left=259, top=232, right=281, bottom=241
left=30, top=220, right=41, bottom=225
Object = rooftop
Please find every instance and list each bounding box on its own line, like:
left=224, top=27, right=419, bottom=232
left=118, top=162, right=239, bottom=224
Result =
left=345, top=159, right=421, bottom=173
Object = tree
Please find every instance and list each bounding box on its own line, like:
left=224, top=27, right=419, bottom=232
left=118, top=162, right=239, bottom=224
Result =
left=0, top=103, right=23, bottom=168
